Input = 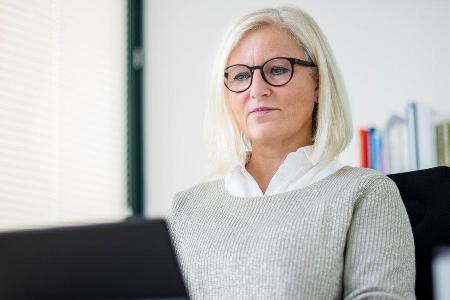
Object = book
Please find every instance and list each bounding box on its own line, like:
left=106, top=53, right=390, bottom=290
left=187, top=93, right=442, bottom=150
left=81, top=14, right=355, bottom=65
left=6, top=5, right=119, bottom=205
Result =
left=359, top=129, right=369, bottom=168
left=359, top=102, right=448, bottom=173
left=415, top=102, right=436, bottom=169
left=406, top=102, right=419, bottom=170
left=368, top=128, right=383, bottom=172
left=436, top=122, right=450, bottom=167
left=384, top=115, right=409, bottom=173
left=406, top=101, right=447, bottom=170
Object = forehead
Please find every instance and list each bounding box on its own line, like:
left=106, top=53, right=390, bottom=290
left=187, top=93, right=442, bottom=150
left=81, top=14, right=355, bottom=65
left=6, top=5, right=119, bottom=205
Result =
left=228, top=25, right=304, bottom=65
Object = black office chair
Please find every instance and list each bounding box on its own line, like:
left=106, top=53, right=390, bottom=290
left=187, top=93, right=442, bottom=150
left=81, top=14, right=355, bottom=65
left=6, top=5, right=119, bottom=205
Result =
left=388, top=166, right=450, bottom=300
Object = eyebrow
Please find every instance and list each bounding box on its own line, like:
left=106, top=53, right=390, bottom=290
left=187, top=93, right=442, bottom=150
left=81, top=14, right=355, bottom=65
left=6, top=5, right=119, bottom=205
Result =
left=228, top=48, right=311, bottom=64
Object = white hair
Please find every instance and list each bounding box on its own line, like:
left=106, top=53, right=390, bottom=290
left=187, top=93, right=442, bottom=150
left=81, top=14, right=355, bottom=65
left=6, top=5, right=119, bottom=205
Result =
left=204, top=6, right=353, bottom=177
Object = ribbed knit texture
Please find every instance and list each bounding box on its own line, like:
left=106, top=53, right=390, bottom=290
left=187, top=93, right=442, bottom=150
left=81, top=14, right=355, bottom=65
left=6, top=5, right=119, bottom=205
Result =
left=168, top=166, right=416, bottom=299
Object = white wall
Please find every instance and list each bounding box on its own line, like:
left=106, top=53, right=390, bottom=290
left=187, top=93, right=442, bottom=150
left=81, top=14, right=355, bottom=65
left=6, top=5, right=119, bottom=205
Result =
left=144, top=0, right=450, bottom=217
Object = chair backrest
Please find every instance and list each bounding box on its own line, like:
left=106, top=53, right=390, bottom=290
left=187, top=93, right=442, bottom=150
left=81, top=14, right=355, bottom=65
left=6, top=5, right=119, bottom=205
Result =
left=388, top=166, right=450, bottom=300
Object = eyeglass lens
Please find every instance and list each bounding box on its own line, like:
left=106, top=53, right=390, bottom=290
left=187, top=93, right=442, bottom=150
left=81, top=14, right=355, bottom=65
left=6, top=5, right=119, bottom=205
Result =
left=224, top=58, right=293, bottom=92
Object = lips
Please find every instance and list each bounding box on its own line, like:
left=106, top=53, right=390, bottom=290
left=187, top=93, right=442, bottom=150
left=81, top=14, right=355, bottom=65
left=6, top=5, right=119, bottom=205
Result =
left=249, top=107, right=279, bottom=116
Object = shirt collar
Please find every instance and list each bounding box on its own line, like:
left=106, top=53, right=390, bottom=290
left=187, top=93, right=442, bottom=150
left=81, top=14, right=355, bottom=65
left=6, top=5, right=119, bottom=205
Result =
left=284, top=145, right=316, bottom=167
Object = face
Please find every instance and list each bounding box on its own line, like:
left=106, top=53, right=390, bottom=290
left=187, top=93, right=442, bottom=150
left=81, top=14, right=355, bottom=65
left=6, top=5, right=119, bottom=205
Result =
left=226, top=25, right=318, bottom=147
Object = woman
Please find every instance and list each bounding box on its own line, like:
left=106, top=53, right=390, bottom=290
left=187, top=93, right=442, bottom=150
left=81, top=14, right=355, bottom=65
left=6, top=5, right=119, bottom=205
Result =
left=168, top=6, right=416, bottom=300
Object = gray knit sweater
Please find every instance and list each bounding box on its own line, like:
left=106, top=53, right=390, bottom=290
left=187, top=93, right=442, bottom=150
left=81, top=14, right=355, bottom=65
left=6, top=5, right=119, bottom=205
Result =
left=168, top=166, right=416, bottom=299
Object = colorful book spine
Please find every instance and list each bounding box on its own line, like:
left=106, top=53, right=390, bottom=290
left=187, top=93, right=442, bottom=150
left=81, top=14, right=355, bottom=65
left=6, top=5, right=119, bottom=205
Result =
left=358, top=102, right=448, bottom=173
left=406, top=102, right=419, bottom=170
left=436, top=122, right=450, bottom=167
left=369, top=128, right=383, bottom=172
left=359, top=129, right=369, bottom=168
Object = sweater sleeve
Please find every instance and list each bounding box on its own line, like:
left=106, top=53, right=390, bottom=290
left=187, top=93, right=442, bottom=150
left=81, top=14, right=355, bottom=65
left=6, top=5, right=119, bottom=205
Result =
left=342, top=177, right=416, bottom=300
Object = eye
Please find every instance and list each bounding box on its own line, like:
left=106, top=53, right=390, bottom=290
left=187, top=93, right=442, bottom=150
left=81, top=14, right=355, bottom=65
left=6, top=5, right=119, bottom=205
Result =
left=234, top=72, right=251, bottom=81
left=270, top=66, right=289, bottom=75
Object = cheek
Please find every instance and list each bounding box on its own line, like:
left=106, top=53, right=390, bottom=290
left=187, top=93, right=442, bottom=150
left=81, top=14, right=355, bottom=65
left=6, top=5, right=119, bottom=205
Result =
left=284, top=90, right=315, bottom=116
left=227, top=93, right=248, bottom=127
left=283, top=79, right=316, bottom=115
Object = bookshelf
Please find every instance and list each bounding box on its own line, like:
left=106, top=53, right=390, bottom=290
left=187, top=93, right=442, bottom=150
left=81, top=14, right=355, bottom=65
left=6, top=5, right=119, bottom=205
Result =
left=358, top=101, right=450, bottom=174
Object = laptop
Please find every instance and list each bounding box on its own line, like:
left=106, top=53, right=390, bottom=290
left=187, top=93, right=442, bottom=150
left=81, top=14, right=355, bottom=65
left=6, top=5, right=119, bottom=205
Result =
left=0, top=218, right=189, bottom=300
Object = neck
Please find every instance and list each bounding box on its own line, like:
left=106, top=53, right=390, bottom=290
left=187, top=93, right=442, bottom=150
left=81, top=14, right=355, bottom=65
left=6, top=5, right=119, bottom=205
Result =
left=245, top=138, right=312, bottom=193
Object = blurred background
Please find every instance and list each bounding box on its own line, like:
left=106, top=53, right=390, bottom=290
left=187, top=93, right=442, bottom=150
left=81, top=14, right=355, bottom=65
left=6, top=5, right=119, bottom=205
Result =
left=1, top=0, right=449, bottom=230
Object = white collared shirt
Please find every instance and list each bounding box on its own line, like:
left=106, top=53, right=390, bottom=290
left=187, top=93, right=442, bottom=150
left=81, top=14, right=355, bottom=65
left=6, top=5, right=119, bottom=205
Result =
left=224, top=145, right=344, bottom=197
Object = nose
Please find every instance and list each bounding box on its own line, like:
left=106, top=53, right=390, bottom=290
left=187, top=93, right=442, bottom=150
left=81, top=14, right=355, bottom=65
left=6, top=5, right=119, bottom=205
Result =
left=250, top=69, right=271, bottom=99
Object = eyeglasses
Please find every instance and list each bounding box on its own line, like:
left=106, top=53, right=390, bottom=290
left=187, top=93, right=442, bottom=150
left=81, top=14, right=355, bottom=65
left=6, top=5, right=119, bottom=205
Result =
left=224, top=56, right=317, bottom=93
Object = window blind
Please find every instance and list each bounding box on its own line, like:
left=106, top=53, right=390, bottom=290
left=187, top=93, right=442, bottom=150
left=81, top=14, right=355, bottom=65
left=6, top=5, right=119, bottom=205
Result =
left=0, top=0, right=129, bottom=230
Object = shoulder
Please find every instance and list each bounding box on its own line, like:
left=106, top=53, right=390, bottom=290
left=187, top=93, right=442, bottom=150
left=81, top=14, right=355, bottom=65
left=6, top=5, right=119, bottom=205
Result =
left=174, top=179, right=223, bottom=201
left=336, top=166, right=398, bottom=189
left=337, top=165, right=385, bottom=180
left=169, top=179, right=222, bottom=220
left=336, top=167, right=405, bottom=214
left=329, top=166, right=401, bottom=204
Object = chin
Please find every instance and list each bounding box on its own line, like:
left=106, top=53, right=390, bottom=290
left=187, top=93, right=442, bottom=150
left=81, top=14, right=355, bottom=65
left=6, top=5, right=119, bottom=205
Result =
left=248, top=128, right=281, bottom=143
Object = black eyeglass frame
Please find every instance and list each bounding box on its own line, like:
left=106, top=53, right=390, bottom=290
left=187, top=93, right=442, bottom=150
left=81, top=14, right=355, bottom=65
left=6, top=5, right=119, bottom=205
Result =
left=224, top=56, right=317, bottom=93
